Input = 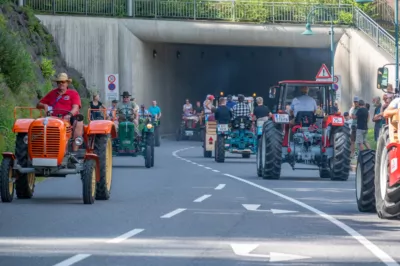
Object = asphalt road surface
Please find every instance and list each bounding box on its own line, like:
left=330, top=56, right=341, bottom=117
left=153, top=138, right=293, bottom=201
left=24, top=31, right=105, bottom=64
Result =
left=1, top=140, right=400, bottom=266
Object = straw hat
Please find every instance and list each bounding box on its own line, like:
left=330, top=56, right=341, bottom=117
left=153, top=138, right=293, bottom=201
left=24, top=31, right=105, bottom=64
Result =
left=52, top=73, right=72, bottom=83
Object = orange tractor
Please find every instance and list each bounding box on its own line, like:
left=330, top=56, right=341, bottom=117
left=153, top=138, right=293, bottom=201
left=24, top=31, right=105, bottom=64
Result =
left=0, top=107, right=117, bottom=204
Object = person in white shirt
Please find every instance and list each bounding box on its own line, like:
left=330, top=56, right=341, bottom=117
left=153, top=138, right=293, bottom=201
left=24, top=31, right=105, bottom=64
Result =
left=383, top=97, right=400, bottom=118
left=290, top=86, right=317, bottom=117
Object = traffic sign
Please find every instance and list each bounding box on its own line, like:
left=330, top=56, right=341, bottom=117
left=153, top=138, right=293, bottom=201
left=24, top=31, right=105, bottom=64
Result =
left=333, top=75, right=339, bottom=83
left=105, top=74, right=119, bottom=102
left=333, top=84, right=339, bottom=91
left=315, top=64, right=332, bottom=79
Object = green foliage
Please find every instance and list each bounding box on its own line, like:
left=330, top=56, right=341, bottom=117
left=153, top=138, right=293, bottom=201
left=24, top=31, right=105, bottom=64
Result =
left=40, top=58, right=55, bottom=79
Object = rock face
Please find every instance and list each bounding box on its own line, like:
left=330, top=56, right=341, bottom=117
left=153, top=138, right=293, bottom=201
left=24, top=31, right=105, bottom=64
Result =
left=0, top=3, right=89, bottom=97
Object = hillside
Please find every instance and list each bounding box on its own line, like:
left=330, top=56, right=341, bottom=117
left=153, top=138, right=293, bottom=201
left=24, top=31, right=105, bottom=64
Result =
left=0, top=2, right=89, bottom=155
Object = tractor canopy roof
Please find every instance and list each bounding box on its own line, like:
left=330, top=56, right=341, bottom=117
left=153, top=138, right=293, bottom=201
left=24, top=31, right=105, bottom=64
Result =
left=278, top=80, right=333, bottom=86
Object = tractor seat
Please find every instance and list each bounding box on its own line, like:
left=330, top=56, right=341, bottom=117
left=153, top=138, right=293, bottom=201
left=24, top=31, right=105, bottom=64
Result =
left=294, top=111, right=316, bottom=128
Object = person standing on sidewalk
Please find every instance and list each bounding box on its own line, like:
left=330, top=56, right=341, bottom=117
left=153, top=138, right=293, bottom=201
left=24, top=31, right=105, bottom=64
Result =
left=354, top=100, right=371, bottom=151
left=350, top=96, right=360, bottom=158
left=372, top=96, right=384, bottom=142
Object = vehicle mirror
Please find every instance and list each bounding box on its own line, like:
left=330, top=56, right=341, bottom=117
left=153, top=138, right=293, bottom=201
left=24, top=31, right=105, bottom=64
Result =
left=269, top=87, right=276, bottom=98
left=377, top=67, right=389, bottom=90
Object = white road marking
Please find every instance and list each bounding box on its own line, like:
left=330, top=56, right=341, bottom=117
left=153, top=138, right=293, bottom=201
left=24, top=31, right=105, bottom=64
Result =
left=242, top=204, right=298, bottom=214
left=212, top=169, right=220, bottom=172
left=194, top=194, right=212, bottom=202
left=53, top=254, right=91, bottom=266
left=204, top=167, right=212, bottom=170
left=198, top=164, right=204, bottom=167
left=231, top=244, right=310, bottom=262
left=215, top=184, right=226, bottom=190
left=161, top=208, right=187, bottom=218
left=174, top=148, right=399, bottom=266
left=106, top=228, right=144, bottom=243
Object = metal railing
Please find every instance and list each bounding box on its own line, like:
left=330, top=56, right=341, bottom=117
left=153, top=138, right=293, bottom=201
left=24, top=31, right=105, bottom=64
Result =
left=23, top=0, right=397, bottom=58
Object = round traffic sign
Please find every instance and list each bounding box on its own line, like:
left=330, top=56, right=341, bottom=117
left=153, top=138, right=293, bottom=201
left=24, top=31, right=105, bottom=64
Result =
left=333, top=75, right=339, bottom=83
left=108, top=75, right=116, bottom=84
left=108, top=83, right=116, bottom=91
left=333, top=84, right=339, bottom=91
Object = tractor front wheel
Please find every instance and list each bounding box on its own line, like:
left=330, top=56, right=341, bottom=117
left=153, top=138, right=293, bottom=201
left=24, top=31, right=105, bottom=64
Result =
left=256, top=137, right=263, bottom=177
left=94, top=134, right=113, bottom=200
left=330, top=126, right=351, bottom=181
left=242, top=153, right=250, bottom=158
left=154, top=126, right=161, bottom=147
left=0, top=157, right=15, bottom=202
left=15, top=133, right=35, bottom=199
left=82, top=159, right=97, bottom=204
left=261, top=121, right=282, bottom=180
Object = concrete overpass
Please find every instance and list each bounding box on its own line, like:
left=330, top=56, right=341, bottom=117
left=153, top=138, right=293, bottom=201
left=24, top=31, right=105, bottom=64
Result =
left=28, top=1, right=397, bottom=133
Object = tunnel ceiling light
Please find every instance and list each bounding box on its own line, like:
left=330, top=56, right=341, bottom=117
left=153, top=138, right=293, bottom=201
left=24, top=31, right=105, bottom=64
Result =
left=220, top=91, right=224, bottom=96
left=253, top=93, right=256, bottom=97
left=302, top=23, right=314, bottom=35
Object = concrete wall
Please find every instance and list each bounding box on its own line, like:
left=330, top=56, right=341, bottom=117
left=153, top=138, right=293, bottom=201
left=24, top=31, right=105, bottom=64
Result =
left=335, top=28, right=394, bottom=114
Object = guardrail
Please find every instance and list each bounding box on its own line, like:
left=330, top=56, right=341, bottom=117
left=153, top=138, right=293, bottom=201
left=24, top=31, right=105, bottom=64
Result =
left=23, top=0, right=396, bottom=58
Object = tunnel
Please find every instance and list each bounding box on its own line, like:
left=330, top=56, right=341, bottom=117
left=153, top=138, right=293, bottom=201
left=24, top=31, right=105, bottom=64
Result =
left=136, top=43, right=331, bottom=134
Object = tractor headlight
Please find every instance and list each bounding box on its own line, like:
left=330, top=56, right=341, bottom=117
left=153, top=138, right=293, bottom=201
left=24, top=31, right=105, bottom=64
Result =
left=146, top=124, right=153, bottom=129
left=23, top=135, right=28, bottom=144
left=74, top=136, right=83, bottom=146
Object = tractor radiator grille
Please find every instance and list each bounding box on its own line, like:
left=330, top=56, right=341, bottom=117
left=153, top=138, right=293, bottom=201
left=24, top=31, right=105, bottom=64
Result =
left=30, top=126, right=60, bottom=157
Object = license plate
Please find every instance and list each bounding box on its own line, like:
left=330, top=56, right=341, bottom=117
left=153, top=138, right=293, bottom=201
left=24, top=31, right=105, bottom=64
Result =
left=218, top=124, right=229, bottom=132
left=274, top=114, right=289, bottom=123
left=257, top=126, right=263, bottom=135
left=185, top=131, right=194, bottom=136
left=332, top=117, right=343, bottom=124
left=123, top=140, right=131, bottom=144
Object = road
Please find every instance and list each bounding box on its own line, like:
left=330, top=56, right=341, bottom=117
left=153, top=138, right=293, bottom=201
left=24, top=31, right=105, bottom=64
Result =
left=0, top=140, right=400, bottom=266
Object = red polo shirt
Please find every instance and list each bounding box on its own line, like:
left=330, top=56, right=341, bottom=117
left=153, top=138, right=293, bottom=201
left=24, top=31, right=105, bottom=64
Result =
left=40, top=88, right=81, bottom=116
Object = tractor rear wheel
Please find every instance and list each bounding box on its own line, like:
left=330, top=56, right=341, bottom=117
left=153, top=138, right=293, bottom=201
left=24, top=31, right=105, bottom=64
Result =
left=94, top=134, right=113, bottom=200
left=262, top=121, right=282, bottom=180
left=355, top=149, right=376, bottom=212
left=330, top=126, right=351, bottom=181
left=375, top=126, right=400, bottom=219
left=256, top=137, right=263, bottom=177
left=15, top=133, right=35, bottom=199
left=215, top=135, right=225, bottom=163
left=82, top=159, right=97, bottom=204
left=0, top=157, right=15, bottom=202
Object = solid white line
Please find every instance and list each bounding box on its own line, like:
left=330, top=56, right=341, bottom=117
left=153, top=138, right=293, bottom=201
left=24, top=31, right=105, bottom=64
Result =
left=212, top=169, right=220, bottom=173
left=221, top=173, right=398, bottom=266
left=161, top=208, right=186, bottom=218
left=173, top=148, right=399, bottom=266
left=215, top=184, right=226, bottom=190
left=194, top=194, right=212, bottom=202
left=53, top=254, right=91, bottom=266
left=106, top=228, right=144, bottom=243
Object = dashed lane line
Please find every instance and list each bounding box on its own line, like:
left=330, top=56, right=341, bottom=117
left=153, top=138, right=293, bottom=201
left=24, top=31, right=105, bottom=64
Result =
left=215, top=184, right=226, bottom=190
left=161, top=208, right=187, bottom=218
left=193, top=194, right=212, bottom=202
left=173, top=147, right=399, bottom=266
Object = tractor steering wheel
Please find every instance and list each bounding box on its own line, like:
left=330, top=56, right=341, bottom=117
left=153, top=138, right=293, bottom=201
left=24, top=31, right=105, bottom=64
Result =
left=118, top=107, right=135, bottom=116
left=46, top=109, right=73, bottom=118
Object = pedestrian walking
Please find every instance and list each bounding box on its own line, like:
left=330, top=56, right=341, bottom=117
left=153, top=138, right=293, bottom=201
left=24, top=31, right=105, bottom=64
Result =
left=354, top=100, right=371, bottom=151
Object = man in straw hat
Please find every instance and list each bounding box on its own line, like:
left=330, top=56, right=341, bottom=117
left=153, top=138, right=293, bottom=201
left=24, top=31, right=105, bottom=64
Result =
left=36, top=73, right=83, bottom=152
left=117, top=91, right=140, bottom=136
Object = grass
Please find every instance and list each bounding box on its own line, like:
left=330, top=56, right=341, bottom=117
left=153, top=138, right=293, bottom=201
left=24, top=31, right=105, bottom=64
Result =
left=35, top=177, right=45, bottom=184
left=366, top=128, right=377, bottom=150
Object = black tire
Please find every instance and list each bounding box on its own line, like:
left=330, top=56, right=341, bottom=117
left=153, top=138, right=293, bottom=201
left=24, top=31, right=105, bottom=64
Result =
left=14, top=133, right=35, bottom=199
left=145, top=145, right=152, bottom=168
left=242, top=153, right=251, bottom=158
left=0, top=157, right=15, bottom=202
left=256, top=137, right=263, bottom=177
left=375, top=126, right=400, bottom=219
left=176, top=128, right=181, bottom=141
left=330, top=126, right=351, bottom=181
left=82, top=159, right=97, bottom=204
left=356, top=149, right=376, bottom=212
left=154, top=126, right=161, bottom=147
left=199, top=129, right=205, bottom=142
left=261, top=120, right=282, bottom=179
left=319, top=168, right=331, bottom=178
left=94, top=134, right=113, bottom=200
left=215, top=135, right=225, bottom=163
left=147, top=133, right=155, bottom=167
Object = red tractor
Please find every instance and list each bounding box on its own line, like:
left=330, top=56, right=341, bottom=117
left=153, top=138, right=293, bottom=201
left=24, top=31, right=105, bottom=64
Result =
left=356, top=65, right=400, bottom=219
left=257, top=80, right=351, bottom=180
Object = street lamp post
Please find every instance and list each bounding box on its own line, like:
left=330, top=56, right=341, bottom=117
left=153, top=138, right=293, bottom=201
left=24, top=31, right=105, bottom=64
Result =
left=356, top=0, right=398, bottom=93
left=302, top=6, right=335, bottom=89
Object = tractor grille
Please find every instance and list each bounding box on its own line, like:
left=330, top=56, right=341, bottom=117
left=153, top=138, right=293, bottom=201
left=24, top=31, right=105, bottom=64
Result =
left=30, top=126, right=60, bottom=157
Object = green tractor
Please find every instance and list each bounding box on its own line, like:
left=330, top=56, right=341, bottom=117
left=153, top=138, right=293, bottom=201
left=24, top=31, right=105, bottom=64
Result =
left=112, top=107, right=155, bottom=168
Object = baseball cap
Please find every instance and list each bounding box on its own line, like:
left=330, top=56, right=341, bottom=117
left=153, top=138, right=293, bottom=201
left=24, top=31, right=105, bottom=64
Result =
left=353, top=96, right=359, bottom=102
left=344, top=112, right=349, bottom=116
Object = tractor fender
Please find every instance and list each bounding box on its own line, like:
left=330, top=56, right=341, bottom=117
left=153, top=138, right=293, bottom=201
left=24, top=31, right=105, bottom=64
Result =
left=84, top=153, right=101, bottom=182
left=325, top=115, right=345, bottom=127
left=12, top=119, right=35, bottom=133
left=2, top=152, right=15, bottom=160
left=86, top=120, right=117, bottom=139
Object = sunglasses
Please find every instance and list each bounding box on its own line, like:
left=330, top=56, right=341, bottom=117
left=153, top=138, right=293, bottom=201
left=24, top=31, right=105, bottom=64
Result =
left=57, top=81, right=67, bottom=84
left=124, top=96, right=129, bottom=98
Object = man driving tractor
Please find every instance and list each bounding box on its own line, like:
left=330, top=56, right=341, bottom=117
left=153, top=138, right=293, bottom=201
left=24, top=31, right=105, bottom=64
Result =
left=289, top=86, right=317, bottom=125
left=36, top=73, right=83, bottom=152
left=231, top=94, right=251, bottom=119
left=117, top=91, right=140, bottom=135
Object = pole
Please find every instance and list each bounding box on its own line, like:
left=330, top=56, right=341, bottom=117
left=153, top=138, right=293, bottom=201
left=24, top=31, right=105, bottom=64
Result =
left=330, top=22, right=335, bottom=90
left=395, top=0, right=399, bottom=94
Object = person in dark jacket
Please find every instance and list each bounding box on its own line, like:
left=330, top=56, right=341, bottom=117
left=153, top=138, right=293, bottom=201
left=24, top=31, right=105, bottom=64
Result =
left=215, top=97, right=232, bottom=124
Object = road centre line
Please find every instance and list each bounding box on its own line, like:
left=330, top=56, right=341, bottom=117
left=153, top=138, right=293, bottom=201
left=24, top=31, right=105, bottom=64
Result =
left=161, top=208, right=187, bottom=218
left=194, top=194, right=212, bottom=202
left=215, top=184, right=226, bottom=190
left=53, top=228, right=145, bottom=266
left=212, top=169, right=220, bottom=172
left=173, top=148, right=399, bottom=266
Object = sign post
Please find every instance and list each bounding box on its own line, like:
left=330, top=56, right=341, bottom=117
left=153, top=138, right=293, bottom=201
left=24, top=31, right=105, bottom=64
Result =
left=105, top=74, right=119, bottom=102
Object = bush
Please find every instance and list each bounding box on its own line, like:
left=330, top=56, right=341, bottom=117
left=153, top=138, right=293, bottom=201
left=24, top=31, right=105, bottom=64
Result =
left=40, top=58, right=55, bottom=79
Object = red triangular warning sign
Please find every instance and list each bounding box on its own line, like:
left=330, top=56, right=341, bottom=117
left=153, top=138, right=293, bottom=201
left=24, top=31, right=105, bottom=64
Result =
left=315, top=64, right=332, bottom=79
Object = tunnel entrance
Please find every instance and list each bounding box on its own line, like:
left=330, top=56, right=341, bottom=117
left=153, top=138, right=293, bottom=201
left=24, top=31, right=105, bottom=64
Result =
left=139, top=43, right=331, bottom=134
